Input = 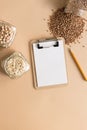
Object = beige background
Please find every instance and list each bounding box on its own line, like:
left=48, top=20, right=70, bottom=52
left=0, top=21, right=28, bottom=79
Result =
left=0, top=0, right=87, bottom=130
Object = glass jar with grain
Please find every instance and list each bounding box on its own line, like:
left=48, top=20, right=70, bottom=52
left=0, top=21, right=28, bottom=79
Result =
left=65, top=0, right=87, bottom=17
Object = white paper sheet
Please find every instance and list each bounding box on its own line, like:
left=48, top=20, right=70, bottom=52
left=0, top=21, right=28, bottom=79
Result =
left=33, top=39, right=68, bottom=87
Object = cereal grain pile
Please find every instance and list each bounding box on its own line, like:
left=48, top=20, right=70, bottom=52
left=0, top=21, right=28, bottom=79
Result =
left=48, top=8, right=85, bottom=44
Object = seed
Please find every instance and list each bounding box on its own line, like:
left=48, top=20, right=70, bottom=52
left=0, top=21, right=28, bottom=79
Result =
left=48, top=8, right=85, bottom=45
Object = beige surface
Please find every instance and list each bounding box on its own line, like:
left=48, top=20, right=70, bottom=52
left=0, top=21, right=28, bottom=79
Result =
left=0, top=0, right=87, bottom=130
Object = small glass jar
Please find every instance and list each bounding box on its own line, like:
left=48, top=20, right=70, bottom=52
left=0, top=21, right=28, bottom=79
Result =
left=1, top=52, right=30, bottom=79
left=65, top=0, right=87, bottom=17
left=0, top=21, right=16, bottom=48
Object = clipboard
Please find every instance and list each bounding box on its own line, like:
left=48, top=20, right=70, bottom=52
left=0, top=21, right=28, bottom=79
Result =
left=31, top=38, right=68, bottom=88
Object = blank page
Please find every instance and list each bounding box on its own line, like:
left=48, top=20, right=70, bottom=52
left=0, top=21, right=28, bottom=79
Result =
left=33, top=39, right=68, bottom=87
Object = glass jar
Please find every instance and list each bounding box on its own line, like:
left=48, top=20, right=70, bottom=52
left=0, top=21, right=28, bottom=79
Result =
left=65, top=0, right=87, bottom=17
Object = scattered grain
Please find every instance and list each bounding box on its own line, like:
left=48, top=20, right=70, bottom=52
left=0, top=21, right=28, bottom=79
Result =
left=48, top=8, right=85, bottom=45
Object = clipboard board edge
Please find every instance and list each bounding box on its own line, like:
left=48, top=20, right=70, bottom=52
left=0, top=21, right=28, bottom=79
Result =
left=30, top=40, right=38, bottom=88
